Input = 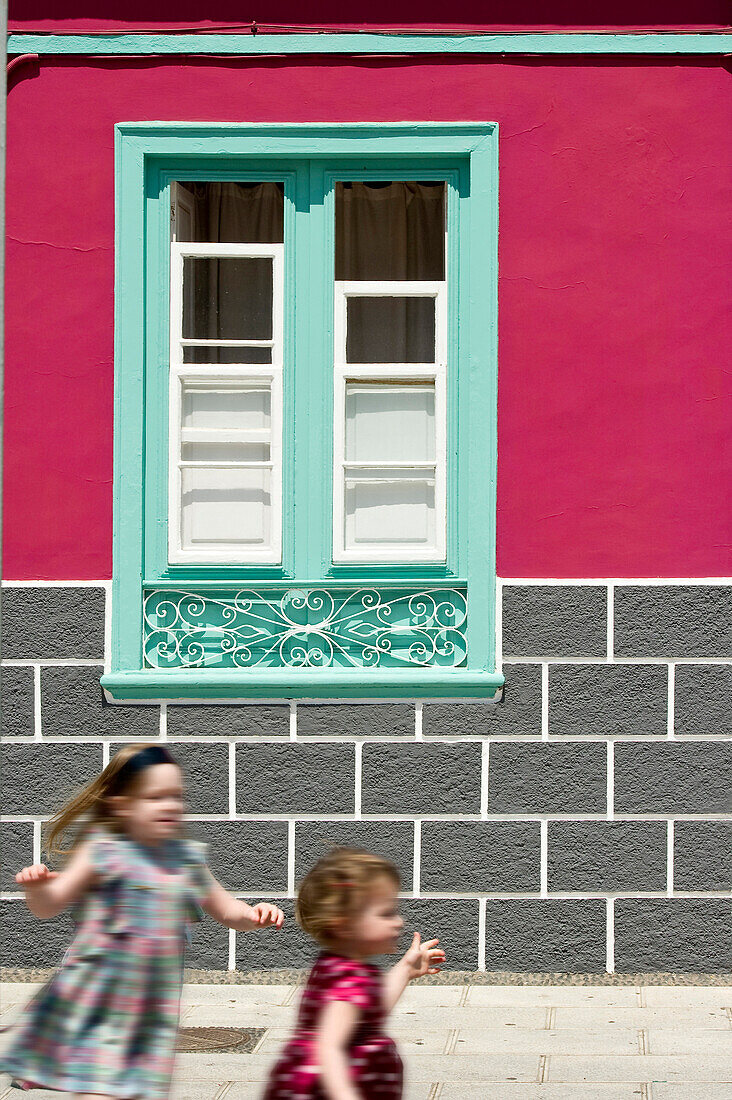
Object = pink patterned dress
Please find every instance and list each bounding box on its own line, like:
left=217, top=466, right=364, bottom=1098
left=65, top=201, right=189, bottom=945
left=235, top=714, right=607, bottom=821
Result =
left=263, top=953, right=403, bottom=1100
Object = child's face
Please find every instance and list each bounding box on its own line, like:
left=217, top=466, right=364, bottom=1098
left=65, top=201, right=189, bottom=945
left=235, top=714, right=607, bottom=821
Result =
left=113, top=763, right=185, bottom=844
left=347, top=875, right=404, bottom=958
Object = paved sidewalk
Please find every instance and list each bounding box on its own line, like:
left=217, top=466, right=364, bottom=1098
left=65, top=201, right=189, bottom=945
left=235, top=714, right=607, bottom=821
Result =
left=2, top=981, right=732, bottom=1099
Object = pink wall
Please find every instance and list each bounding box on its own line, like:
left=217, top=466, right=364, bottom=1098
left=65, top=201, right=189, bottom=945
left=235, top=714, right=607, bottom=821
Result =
left=4, top=56, right=731, bottom=579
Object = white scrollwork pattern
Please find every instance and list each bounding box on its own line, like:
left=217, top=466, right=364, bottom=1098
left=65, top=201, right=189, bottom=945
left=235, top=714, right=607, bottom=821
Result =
left=143, top=587, right=467, bottom=669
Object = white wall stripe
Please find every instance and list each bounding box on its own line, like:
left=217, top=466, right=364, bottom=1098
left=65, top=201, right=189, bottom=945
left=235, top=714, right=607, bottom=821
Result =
left=32, top=820, right=41, bottom=864
left=413, top=820, right=421, bottom=897
left=666, top=820, right=674, bottom=896
left=606, top=583, right=614, bottom=660
left=354, top=742, right=363, bottom=818
left=2, top=890, right=730, bottom=902
left=103, top=580, right=113, bottom=676
left=228, top=742, right=236, bottom=816
left=606, top=742, right=615, bottom=820
left=227, top=928, right=236, bottom=971
left=480, top=741, right=489, bottom=818
left=497, top=657, right=732, bottom=666
left=159, top=703, right=168, bottom=740
left=2, top=732, right=730, bottom=745
left=33, top=664, right=42, bottom=741
left=541, top=663, right=549, bottom=740
left=495, top=576, right=503, bottom=672
left=287, top=820, right=296, bottom=896
left=415, top=702, right=423, bottom=740
left=540, top=820, right=548, bottom=897
left=102, top=741, right=110, bottom=767
left=667, top=664, right=675, bottom=739
left=3, top=812, right=731, bottom=824
left=496, top=577, right=732, bottom=586
left=605, top=897, right=615, bottom=974
left=477, top=896, right=486, bottom=971
left=289, top=701, right=297, bottom=741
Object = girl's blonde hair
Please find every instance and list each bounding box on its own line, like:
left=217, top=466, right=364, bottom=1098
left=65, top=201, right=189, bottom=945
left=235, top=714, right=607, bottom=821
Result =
left=295, top=847, right=400, bottom=947
left=44, top=743, right=178, bottom=858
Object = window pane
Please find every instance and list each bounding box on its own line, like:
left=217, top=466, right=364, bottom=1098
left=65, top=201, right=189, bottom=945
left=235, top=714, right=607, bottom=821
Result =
left=181, top=467, right=271, bottom=548
left=182, top=257, right=273, bottom=341
left=346, top=296, right=435, bottom=364
left=183, top=346, right=272, bottom=365
left=344, top=470, right=435, bottom=548
left=181, top=442, right=270, bottom=463
left=336, top=181, right=444, bottom=280
left=173, top=181, right=284, bottom=244
left=345, top=383, right=435, bottom=463
left=182, top=385, right=271, bottom=433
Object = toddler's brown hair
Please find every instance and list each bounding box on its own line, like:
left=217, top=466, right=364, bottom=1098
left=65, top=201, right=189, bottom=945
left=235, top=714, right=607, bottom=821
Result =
left=296, top=847, right=400, bottom=948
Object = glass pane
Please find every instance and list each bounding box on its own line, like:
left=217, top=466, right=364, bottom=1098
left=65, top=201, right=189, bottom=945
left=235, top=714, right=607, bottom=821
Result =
left=181, top=442, right=270, bottom=463
left=336, top=181, right=444, bottom=280
left=182, top=385, right=271, bottom=433
left=181, top=466, right=271, bottom=548
left=345, top=383, right=435, bottom=463
left=183, top=346, right=272, bottom=365
left=173, top=181, right=284, bottom=244
left=344, top=470, right=435, bottom=548
left=182, top=257, right=273, bottom=341
left=346, top=296, right=435, bottom=364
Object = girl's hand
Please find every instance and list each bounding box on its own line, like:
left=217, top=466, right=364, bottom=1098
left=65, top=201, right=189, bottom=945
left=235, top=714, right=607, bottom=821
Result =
left=401, top=931, right=445, bottom=980
left=16, top=864, right=59, bottom=886
left=251, top=902, right=285, bottom=929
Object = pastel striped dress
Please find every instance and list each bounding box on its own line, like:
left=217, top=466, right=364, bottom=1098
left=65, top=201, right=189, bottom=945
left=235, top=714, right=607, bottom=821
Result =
left=0, top=829, right=209, bottom=1099
left=263, top=952, right=403, bottom=1099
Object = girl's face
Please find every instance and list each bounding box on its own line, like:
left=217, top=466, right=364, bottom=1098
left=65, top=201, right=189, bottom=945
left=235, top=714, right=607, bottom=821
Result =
left=113, top=763, right=185, bottom=845
left=345, top=875, right=404, bottom=959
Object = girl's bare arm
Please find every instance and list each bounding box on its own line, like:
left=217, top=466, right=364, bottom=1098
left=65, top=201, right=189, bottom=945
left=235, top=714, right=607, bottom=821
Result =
left=200, top=872, right=285, bottom=931
left=317, top=999, right=363, bottom=1100
left=16, top=844, right=96, bottom=919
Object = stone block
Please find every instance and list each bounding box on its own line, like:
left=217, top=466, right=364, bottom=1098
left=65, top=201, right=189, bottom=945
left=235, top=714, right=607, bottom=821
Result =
left=422, top=664, right=541, bottom=737
left=0, top=666, right=35, bottom=737
left=488, top=743, right=607, bottom=814
left=614, top=743, right=732, bottom=814
left=361, top=742, right=481, bottom=814
left=673, top=822, right=732, bottom=891
left=549, top=663, right=666, bottom=736
left=484, top=899, right=606, bottom=971
left=167, top=704, right=290, bottom=737
left=614, top=899, right=732, bottom=972
left=674, top=664, right=732, bottom=736
left=237, top=744, right=355, bottom=814
left=112, top=741, right=229, bottom=814
left=0, top=822, right=35, bottom=889
left=186, top=820, right=289, bottom=892
left=393, top=898, right=481, bottom=970
left=502, top=586, right=606, bottom=659
left=297, top=703, right=415, bottom=737
left=1, top=586, right=106, bottom=660
left=0, top=743, right=102, bottom=814
left=420, top=821, right=540, bottom=892
left=237, top=898, right=317, bottom=970
left=614, top=586, right=732, bottom=658
left=547, top=821, right=667, bottom=891
left=42, top=665, right=159, bottom=738
left=295, top=820, right=414, bottom=889
left=0, top=900, right=74, bottom=966
left=185, top=912, right=230, bottom=970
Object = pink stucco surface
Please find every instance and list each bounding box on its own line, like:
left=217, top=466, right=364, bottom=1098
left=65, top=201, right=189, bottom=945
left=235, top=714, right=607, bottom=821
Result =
left=4, top=57, right=731, bottom=579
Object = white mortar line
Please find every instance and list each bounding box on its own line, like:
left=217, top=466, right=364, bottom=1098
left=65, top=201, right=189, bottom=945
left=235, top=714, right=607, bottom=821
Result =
left=413, top=820, right=421, bottom=896
left=5, top=812, right=732, bottom=824
left=607, top=742, right=615, bottom=820
left=605, top=897, right=615, bottom=974
left=666, top=821, right=674, bottom=896
left=477, top=896, right=486, bottom=971
left=667, top=664, right=675, bottom=739
left=540, top=820, right=548, bottom=897
left=415, top=701, right=423, bottom=740
left=289, top=701, right=297, bottom=741
left=2, top=888, right=730, bottom=902
left=495, top=577, right=503, bottom=672
left=606, top=583, right=614, bottom=659
left=1, top=659, right=106, bottom=667
left=33, top=664, right=42, bottom=740
left=103, top=580, right=113, bottom=675
left=3, top=732, right=730, bottom=745
left=227, top=928, right=236, bottom=971
left=287, top=820, right=296, bottom=896
left=228, top=742, right=236, bottom=815
left=102, top=741, right=110, bottom=767
left=32, top=820, right=41, bottom=863
left=541, top=663, right=549, bottom=740
left=1, top=579, right=112, bottom=587
left=354, top=742, right=363, bottom=818
left=480, top=741, right=489, bottom=818
left=159, top=703, right=168, bottom=740
left=501, top=656, right=732, bottom=665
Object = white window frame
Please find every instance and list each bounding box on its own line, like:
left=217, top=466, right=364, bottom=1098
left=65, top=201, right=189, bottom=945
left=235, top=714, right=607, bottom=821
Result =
left=168, top=239, right=284, bottom=564
left=333, top=280, right=447, bottom=563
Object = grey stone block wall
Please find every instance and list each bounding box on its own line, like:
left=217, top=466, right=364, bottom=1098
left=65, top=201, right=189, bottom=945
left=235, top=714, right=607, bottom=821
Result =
left=2, top=580, right=731, bottom=975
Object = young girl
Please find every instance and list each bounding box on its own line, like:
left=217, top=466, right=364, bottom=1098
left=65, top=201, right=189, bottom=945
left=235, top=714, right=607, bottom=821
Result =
left=0, top=743, right=284, bottom=1099
left=263, top=847, right=445, bottom=1100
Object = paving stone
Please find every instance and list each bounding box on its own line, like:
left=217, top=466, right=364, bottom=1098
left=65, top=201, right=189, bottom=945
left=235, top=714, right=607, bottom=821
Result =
left=0, top=822, right=34, bottom=889
left=484, top=899, right=606, bottom=972
left=488, top=742, right=607, bottom=814
left=613, top=742, right=732, bottom=813
left=552, top=1006, right=731, bottom=1030
left=674, top=821, right=732, bottom=891
left=42, top=665, right=159, bottom=737
left=295, top=819, right=414, bottom=889
left=0, top=901, right=74, bottom=967
left=1, top=585, right=106, bottom=660
left=439, top=1089, right=645, bottom=1100
left=502, top=585, right=607, bottom=658
left=465, top=986, right=639, bottom=1007
left=422, top=664, right=542, bottom=737
left=361, top=742, right=481, bottom=814
left=0, top=742, right=102, bottom=814
left=0, top=666, right=35, bottom=737
left=297, top=703, right=415, bottom=737
left=111, top=741, right=228, bottom=814
left=547, top=1054, right=732, bottom=1083
left=237, top=743, right=355, bottom=814
left=652, top=1088, right=732, bottom=1099
left=615, top=899, right=732, bottom=972
left=186, top=821, right=288, bottom=892
left=547, top=821, right=666, bottom=892
left=167, top=704, right=290, bottom=737
left=548, top=663, right=667, bottom=736
left=614, top=585, right=732, bottom=658
left=674, top=664, right=732, bottom=736
left=642, top=986, right=732, bottom=1007
left=649, top=1029, right=732, bottom=1055
left=454, top=1027, right=639, bottom=1055
left=420, top=821, right=540, bottom=892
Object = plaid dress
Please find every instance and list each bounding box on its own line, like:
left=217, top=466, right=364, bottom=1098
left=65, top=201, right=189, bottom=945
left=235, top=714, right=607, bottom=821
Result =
left=0, top=829, right=210, bottom=1099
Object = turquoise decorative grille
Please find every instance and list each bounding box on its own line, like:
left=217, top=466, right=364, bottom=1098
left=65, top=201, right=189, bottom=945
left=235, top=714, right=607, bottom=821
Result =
left=143, top=587, right=467, bottom=669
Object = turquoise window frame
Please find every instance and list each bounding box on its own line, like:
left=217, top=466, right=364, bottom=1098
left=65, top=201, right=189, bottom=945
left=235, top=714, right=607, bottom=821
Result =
left=101, top=122, right=503, bottom=701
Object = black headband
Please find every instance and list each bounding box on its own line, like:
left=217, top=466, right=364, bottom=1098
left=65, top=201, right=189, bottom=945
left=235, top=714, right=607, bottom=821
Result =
left=111, top=745, right=178, bottom=792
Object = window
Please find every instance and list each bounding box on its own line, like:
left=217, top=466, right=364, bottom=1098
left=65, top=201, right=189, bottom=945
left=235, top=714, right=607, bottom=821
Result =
left=103, top=124, right=502, bottom=701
